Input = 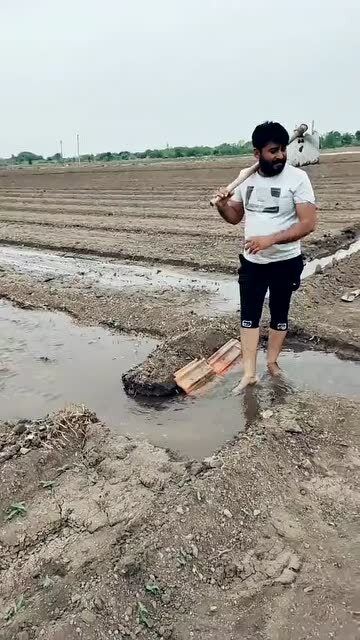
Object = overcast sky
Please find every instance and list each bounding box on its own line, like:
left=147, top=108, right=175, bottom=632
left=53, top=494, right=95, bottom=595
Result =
left=1, top=0, right=359, bottom=157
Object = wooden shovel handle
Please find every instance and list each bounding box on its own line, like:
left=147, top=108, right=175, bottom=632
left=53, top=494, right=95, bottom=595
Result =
left=210, top=123, right=308, bottom=206
left=209, top=163, right=258, bottom=206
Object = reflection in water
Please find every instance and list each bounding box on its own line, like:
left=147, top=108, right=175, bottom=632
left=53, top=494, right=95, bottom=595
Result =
left=242, top=386, right=261, bottom=426
left=241, top=372, right=295, bottom=429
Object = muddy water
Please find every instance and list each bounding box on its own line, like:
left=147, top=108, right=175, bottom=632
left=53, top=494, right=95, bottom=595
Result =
left=0, top=241, right=359, bottom=316
left=0, top=300, right=359, bottom=458
left=150, top=349, right=360, bottom=455
left=0, top=245, right=236, bottom=315
left=0, top=299, right=157, bottom=427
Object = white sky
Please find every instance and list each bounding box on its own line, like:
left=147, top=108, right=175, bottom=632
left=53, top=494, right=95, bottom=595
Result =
left=1, top=0, right=359, bottom=156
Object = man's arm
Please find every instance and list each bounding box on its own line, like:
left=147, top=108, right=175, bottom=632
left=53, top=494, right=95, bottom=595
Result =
left=274, top=172, right=316, bottom=243
left=214, top=189, right=245, bottom=225
left=271, top=202, right=317, bottom=244
left=245, top=202, right=316, bottom=254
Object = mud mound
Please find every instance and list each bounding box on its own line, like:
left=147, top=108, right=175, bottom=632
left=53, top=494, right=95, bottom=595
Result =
left=0, top=405, right=96, bottom=463
left=303, top=223, right=360, bottom=260
left=122, top=318, right=239, bottom=397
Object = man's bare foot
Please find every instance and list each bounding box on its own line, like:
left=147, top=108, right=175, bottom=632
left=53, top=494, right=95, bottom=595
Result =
left=267, top=362, right=282, bottom=377
left=232, top=375, right=258, bottom=395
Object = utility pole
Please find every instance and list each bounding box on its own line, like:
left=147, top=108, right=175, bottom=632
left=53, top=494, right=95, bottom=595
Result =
left=76, top=133, right=80, bottom=165
left=60, top=139, right=63, bottom=159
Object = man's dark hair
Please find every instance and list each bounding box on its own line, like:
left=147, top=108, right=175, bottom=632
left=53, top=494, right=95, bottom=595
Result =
left=252, top=121, right=289, bottom=150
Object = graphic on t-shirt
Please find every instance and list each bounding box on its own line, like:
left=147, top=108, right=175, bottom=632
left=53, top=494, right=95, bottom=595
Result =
left=245, top=185, right=281, bottom=214
left=271, top=187, right=281, bottom=198
left=245, top=186, right=254, bottom=207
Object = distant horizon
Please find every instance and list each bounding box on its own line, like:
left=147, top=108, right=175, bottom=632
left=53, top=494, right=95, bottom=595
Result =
left=2, top=127, right=360, bottom=161
left=3, top=120, right=360, bottom=160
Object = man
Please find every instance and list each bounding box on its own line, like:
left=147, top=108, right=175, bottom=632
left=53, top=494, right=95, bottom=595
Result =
left=214, top=121, right=316, bottom=392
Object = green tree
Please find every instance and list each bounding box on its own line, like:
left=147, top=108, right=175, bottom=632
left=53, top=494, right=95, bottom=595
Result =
left=213, top=142, right=242, bottom=156
left=16, top=151, right=43, bottom=164
left=96, top=151, right=113, bottom=161
left=355, top=131, right=360, bottom=142
left=321, top=131, right=342, bottom=148
left=341, top=133, right=353, bottom=145
left=47, top=152, right=62, bottom=162
left=148, top=149, right=163, bottom=158
left=80, top=154, right=94, bottom=162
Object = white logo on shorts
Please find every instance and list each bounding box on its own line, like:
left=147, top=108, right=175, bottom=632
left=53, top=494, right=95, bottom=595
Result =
left=277, top=323, right=287, bottom=330
left=242, top=320, right=252, bottom=328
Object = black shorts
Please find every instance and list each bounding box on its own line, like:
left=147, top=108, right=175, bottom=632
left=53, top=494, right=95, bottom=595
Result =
left=238, top=254, right=304, bottom=331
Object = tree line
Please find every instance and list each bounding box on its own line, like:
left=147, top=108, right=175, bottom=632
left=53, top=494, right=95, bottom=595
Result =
left=2, top=130, right=360, bottom=166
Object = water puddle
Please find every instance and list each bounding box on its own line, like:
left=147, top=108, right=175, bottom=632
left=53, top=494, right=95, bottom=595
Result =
left=0, top=240, right=359, bottom=316
left=0, top=301, right=359, bottom=458
left=0, top=245, right=236, bottom=315
left=0, top=299, right=157, bottom=428
left=146, top=349, right=360, bottom=456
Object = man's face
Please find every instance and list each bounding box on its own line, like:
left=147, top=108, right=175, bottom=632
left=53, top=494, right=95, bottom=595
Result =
left=255, top=141, right=287, bottom=176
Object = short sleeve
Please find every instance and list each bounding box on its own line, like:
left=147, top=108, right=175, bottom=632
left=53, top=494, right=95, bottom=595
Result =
left=293, top=172, right=315, bottom=204
left=231, top=185, right=243, bottom=203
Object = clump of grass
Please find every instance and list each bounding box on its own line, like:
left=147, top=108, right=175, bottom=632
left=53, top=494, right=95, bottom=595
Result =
left=5, top=502, right=27, bottom=521
left=138, top=601, right=150, bottom=627
left=42, top=575, right=54, bottom=589
left=40, top=405, right=97, bottom=451
left=4, top=595, right=26, bottom=621
left=145, top=581, right=161, bottom=596
left=39, top=480, right=56, bottom=490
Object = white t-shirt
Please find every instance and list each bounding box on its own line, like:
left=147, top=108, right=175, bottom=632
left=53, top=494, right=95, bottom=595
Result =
left=232, top=164, right=315, bottom=264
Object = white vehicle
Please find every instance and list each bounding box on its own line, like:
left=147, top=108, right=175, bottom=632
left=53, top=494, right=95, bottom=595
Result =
left=287, top=121, right=320, bottom=167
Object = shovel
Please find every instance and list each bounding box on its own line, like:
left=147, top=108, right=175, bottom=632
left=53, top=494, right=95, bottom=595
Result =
left=210, top=123, right=308, bottom=207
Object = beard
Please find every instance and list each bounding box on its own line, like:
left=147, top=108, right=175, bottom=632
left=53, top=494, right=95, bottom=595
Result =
left=259, top=155, right=286, bottom=177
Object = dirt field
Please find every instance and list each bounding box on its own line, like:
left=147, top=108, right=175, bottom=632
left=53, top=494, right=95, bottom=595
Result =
left=0, top=154, right=359, bottom=638
left=1, top=394, right=359, bottom=639
left=0, top=154, right=359, bottom=272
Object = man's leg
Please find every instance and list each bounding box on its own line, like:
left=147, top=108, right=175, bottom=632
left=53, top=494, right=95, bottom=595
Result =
left=267, top=256, right=303, bottom=374
left=233, top=258, right=268, bottom=393
left=237, top=327, right=260, bottom=387
left=267, top=328, right=288, bottom=375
